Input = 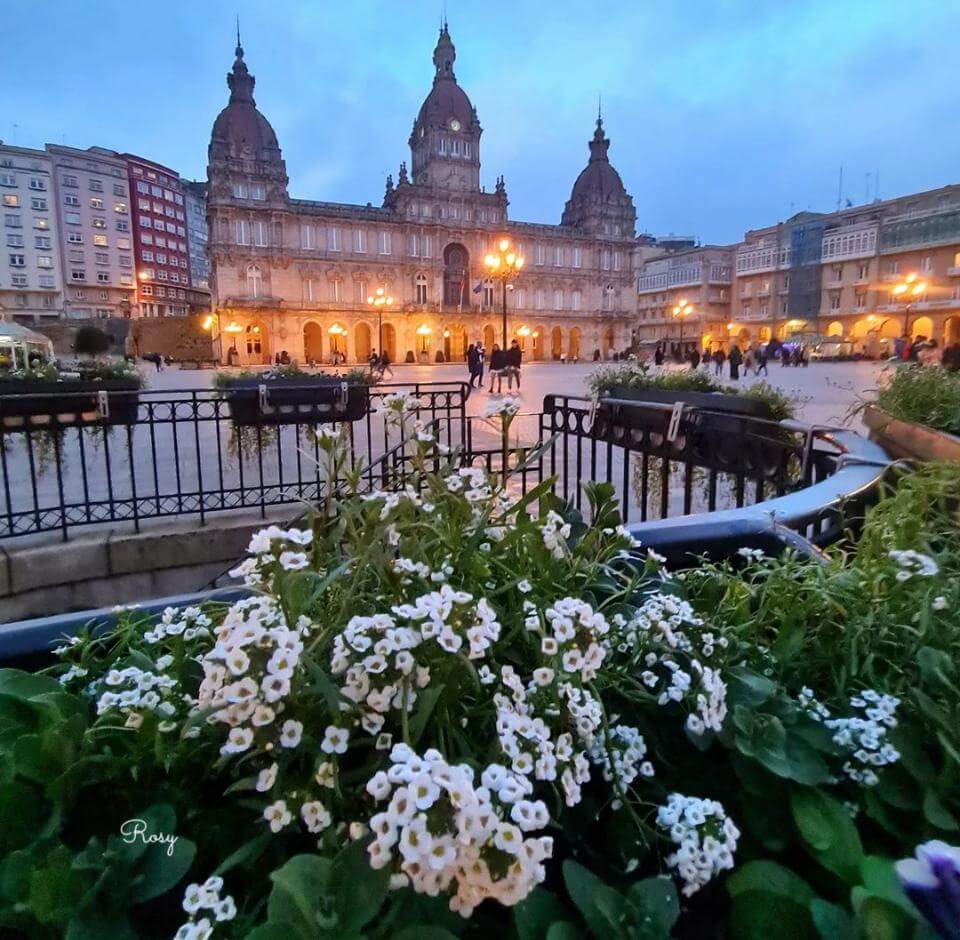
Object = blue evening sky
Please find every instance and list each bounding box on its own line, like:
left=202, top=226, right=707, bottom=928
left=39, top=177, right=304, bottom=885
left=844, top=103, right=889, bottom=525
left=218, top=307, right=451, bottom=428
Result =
left=3, top=0, right=957, bottom=244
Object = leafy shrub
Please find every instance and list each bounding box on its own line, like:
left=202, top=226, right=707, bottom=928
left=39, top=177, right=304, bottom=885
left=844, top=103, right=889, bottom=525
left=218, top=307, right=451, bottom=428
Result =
left=0, top=409, right=954, bottom=937
left=73, top=325, right=112, bottom=357
left=875, top=365, right=960, bottom=435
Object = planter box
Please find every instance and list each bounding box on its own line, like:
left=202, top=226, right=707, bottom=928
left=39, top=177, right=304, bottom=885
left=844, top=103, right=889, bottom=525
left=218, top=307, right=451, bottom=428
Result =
left=0, top=378, right=141, bottom=430
left=591, top=386, right=790, bottom=478
left=220, top=376, right=369, bottom=426
left=863, top=404, right=960, bottom=463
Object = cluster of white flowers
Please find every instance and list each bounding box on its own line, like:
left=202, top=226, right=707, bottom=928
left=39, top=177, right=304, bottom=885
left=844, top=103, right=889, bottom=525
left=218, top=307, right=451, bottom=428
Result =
left=229, top=527, right=313, bottom=588
left=888, top=549, right=939, bottom=581
left=540, top=511, right=571, bottom=559
left=195, top=596, right=310, bottom=757
left=365, top=744, right=553, bottom=917
left=612, top=593, right=728, bottom=736
left=589, top=723, right=655, bottom=800
left=656, top=793, right=740, bottom=897
left=480, top=396, right=522, bottom=420
left=539, top=597, right=609, bottom=682
left=801, top=687, right=901, bottom=786
left=174, top=876, right=236, bottom=940
left=143, top=605, right=213, bottom=645
left=378, top=391, right=422, bottom=424
left=736, top=547, right=766, bottom=562
left=95, top=662, right=179, bottom=731
left=331, top=586, right=501, bottom=735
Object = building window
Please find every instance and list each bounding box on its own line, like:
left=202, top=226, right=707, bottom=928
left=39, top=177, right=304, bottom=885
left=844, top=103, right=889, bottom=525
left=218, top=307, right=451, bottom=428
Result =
left=514, top=289, right=525, bottom=308
left=602, top=285, right=614, bottom=311
left=5, top=233, right=23, bottom=247
left=482, top=280, right=494, bottom=307
left=535, top=244, right=545, bottom=266
left=4, top=213, right=22, bottom=227
left=303, top=277, right=316, bottom=302
left=600, top=249, right=611, bottom=271
left=553, top=289, right=563, bottom=310
left=0, top=173, right=15, bottom=187
left=331, top=278, right=342, bottom=302
left=535, top=289, right=544, bottom=310
left=553, top=245, right=563, bottom=267
left=90, top=197, right=104, bottom=210
left=571, top=289, right=582, bottom=310
left=301, top=224, right=315, bottom=250
left=328, top=227, right=341, bottom=251
left=62, top=175, right=78, bottom=187
left=353, top=229, right=367, bottom=253
left=252, top=221, right=267, bottom=247
left=378, top=231, right=391, bottom=255
left=235, top=220, right=249, bottom=245
left=857, top=262, right=869, bottom=280
left=613, top=252, right=622, bottom=271
left=8, top=253, right=25, bottom=266
left=34, top=235, right=51, bottom=249
left=11, top=274, right=27, bottom=287
left=97, top=272, right=109, bottom=283
left=246, top=264, right=263, bottom=298
left=921, top=255, right=933, bottom=273
left=855, top=291, right=867, bottom=309
left=30, top=197, right=47, bottom=211
left=89, top=179, right=103, bottom=192
left=830, top=293, right=841, bottom=310
left=71, top=270, right=86, bottom=281
left=572, top=247, right=582, bottom=268
left=250, top=184, right=265, bottom=200
left=114, top=202, right=127, bottom=213
left=415, top=274, right=428, bottom=304
left=37, top=256, right=53, bottom=269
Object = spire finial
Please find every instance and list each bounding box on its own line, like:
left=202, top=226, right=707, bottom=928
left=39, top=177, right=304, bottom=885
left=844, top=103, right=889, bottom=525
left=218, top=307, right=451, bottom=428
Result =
left=598, top=94, right=602, bottom=123
left=235, top=15, right=242, bottom=55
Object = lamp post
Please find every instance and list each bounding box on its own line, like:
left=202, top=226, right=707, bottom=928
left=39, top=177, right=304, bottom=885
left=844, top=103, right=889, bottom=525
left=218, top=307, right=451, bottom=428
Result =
left=416, top=323, right=432, bottom=355
left=484, top=237, right=525, bottom=347
left=328, top=323, right=346, bottom=362
left=201, top=311, right=221, bottom=363
left=891, top=272, right=928, bottom=337
left=672, top=298, right=694, bottom=345
left=366, top=286, right=393, bottom=355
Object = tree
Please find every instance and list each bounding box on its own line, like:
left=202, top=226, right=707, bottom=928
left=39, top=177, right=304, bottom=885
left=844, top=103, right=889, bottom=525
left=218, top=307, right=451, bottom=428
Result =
left=74, top=326, right=111, bottom=357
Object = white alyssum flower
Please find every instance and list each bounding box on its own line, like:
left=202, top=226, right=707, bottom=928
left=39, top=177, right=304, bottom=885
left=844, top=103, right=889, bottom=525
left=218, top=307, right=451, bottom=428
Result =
left=365, top=745, right=552, bottom=917
left=264, top=799, right=293, bottom=833
left=540, top=511, right=571, bottom=560
left=888, top=548, right=939, bottom=580
left=174, top=876, right=237, bottom=938
left=656, top=793, right=739, bottom=897
left=480, top=395, right=522, bottom=420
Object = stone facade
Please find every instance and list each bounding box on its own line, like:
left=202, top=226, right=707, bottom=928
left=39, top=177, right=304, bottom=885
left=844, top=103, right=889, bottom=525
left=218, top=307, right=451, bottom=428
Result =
left=636, top=187, right=960, bottom=353
left=206, top=27, right=639, bottom=367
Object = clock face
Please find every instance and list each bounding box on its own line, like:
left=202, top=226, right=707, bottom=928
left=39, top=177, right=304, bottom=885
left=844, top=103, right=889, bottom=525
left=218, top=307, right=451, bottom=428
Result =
left=449, top=119, right=461, bottom=132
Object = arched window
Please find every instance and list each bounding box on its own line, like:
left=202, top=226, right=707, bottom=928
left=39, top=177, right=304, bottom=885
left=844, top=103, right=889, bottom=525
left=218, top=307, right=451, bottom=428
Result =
left=415, top=274, right=428, bottom=305
left=602, top=285, right=614, bottom=311
left=246, top=264, right=262, bottom=298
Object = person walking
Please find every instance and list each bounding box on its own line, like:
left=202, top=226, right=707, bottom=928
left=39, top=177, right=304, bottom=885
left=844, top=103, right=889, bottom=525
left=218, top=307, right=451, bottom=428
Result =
left=488, top=344, right=505, bottom=393
left=654, top=344, right=664, bottom=366
left=689, top=346, right=701, bottom=370
left=728, top=344, right=742, bottom=380
left=476, top=342, right=485, bottom=386
left=466, top=343, right=481, bottom=388
left=378, top=349, right=394, bottom=379
left=756, top=344, right=769, bottom=376
left=743, top=345, right=756, bottom=376
left=713, top=347, right=726, bottom=376
left=506, top=339, right=522, bottom=391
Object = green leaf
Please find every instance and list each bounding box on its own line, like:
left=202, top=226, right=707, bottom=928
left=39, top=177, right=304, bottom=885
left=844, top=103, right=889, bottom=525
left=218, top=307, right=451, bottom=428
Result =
left=562, top=860, right=623, bottom=936
left=409, top=684, right=445, bottom=746
left=302, top=658, right=344, bottom=716
left=0, top=669, right=63, bottom=699
left=266, top=854, right=334, bottom=938
left=727, top=667, right=777, bottom=707
left=330, top=840, right=389, bottom=932
left=214, top=831, right=272, bottom=876
left=809, top=899, right=856, bottom=940
left=729, top=892, right=815, bottom=940
left=922, top=789, right=959, bottom=831
left=0, top=781, right=50, bottom=853
left=545, top=923, right=584, bottom=940
left=624, top=877, right=679, bottom=937
left=514, top=888, right=572, bottom=940
left=727, top=861, right=815, bottom=905
left=790, top=788, right=863, bottom=884
left=854, top=896, right=915, bottom=940
left=128, top=834, right=196, bottom=903
left=27, top=844, right=90, bottom=925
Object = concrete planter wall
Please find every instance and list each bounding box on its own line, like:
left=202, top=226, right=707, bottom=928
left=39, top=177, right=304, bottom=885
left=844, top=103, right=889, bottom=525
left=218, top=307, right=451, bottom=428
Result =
left=863, top=404, right=960, bottom=463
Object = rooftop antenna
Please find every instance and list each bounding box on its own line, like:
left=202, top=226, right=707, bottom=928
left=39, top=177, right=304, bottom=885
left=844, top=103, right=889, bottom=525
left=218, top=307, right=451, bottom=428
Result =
left=236, top=14, right=241, bottom=49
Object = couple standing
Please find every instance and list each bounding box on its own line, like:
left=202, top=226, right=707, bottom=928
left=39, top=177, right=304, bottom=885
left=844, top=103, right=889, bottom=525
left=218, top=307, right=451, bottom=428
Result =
left=467, top=339, right=522, bottom=393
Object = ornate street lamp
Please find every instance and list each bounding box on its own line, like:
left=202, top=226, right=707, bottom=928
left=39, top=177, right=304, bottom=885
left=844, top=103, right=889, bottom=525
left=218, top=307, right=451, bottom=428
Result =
left=484, top=238, right=525, bottom=347
left=328, top=323, right=346, bottom=359
left=891, top=272, right=927, bottom=336
left=672, top=298, right=694, bottom=345
left=366, top=286, right=393, bottom=354
left=416, top=323, right=432, bottom=354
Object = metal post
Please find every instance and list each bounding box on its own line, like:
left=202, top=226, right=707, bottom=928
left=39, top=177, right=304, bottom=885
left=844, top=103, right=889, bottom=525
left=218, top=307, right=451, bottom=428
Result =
left=501, top=279, right=508, bottom=347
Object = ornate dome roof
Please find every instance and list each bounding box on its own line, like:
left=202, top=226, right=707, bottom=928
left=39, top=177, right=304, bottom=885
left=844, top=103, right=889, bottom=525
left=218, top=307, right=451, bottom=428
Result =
left=413, top=25, right=478, bottom=133
left=561, top=116, right=636, bottom=235
left=209, top=42, right=282, bottom=162
left=568, top=117, right=628, bottom=204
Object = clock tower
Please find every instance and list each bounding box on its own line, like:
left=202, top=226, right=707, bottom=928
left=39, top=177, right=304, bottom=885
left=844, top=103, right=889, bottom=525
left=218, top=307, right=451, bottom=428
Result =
left=408, top=23, right=482, bottom=191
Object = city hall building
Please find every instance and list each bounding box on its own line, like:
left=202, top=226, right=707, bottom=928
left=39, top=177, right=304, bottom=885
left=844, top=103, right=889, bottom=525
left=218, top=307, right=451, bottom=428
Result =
left=206, top=26, right=639, bottom=366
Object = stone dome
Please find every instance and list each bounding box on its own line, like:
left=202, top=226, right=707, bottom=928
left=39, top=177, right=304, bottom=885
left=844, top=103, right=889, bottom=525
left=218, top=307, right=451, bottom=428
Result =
left=209, top=43, right=282, bottom=162
left=413, top=25, right=478, bottom=133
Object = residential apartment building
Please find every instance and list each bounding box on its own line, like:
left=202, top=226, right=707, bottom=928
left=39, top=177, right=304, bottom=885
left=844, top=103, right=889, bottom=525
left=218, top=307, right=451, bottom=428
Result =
left=124, top=153, right=195, bottom=317
left=635, top=245, right=734, bottom=345
left=184, top=180, right=210, bottom=295
left=47, top=145, right=136, bottom=320
left=636, top=186, right=960, bottom=353
left=0, top=143, right=62, bottom=323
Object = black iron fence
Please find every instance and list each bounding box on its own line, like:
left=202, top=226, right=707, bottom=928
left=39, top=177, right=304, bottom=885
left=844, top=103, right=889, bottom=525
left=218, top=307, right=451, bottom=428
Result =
left=0, top=382, right=890, bottom=547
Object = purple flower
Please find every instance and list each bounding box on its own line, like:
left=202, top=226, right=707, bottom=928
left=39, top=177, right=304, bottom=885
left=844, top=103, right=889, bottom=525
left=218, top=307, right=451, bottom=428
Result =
left=895, top=840, right=960, bottom=939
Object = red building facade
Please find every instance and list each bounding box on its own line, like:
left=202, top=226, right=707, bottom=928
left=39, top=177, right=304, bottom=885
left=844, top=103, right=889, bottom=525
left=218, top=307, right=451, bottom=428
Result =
left=122, top=154, right=207, bottom=317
